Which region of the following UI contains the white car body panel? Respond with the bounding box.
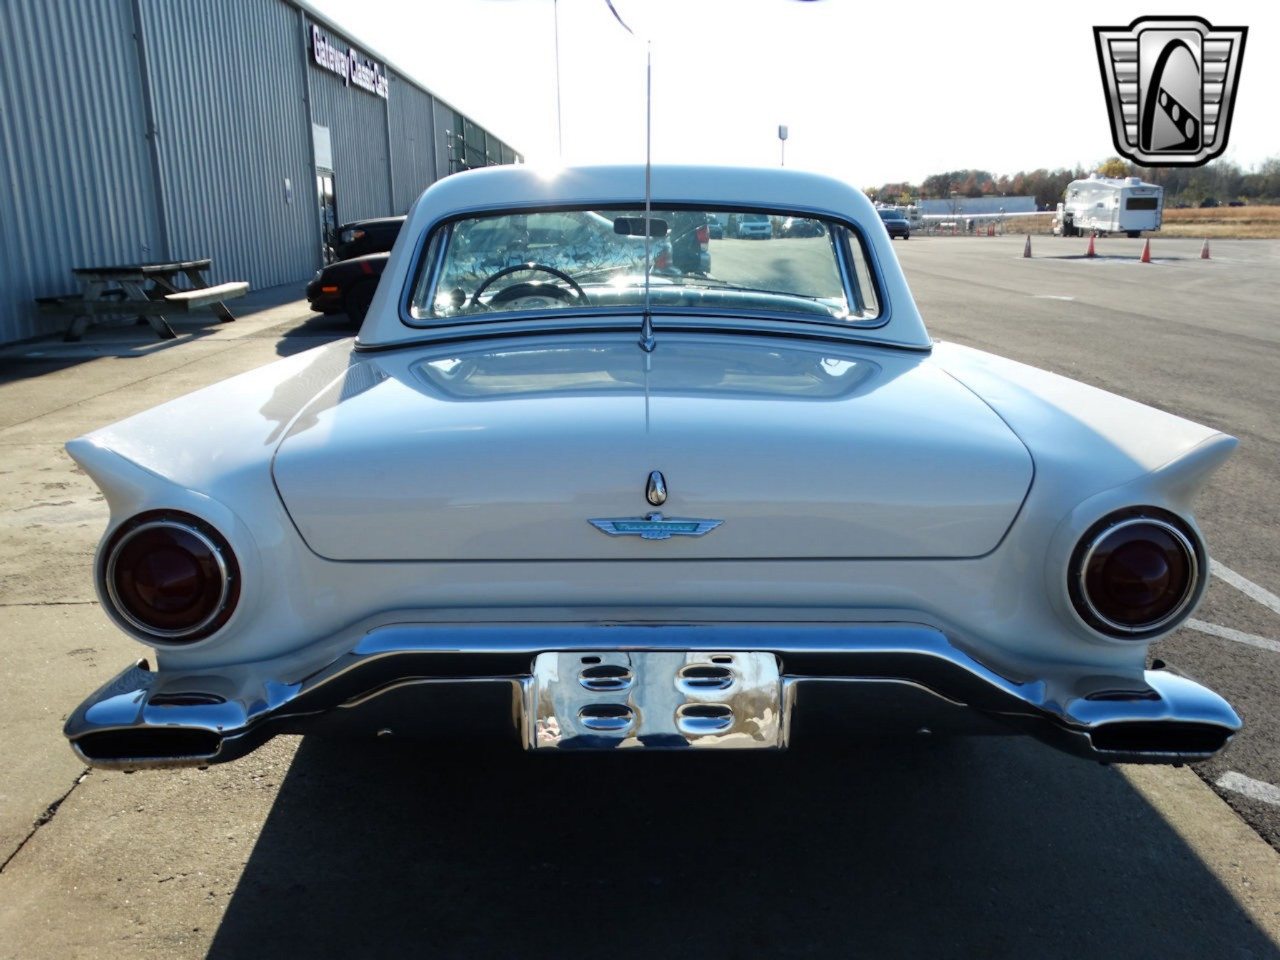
[68,333,1227,676]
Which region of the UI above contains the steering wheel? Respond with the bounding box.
[471,263,588,308]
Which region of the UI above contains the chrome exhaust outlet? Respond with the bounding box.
[71,728,224,768]
[1087,720,1235,760]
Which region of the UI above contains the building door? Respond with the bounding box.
[317,171,337,262]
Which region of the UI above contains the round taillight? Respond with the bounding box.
[1070,511,1200,638]
[103,513,238,642]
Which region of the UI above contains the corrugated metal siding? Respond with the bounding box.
[304,18,392,225]
[137,0,316,288]
[434,104,456,179]
[0,0,519,346]
[0,0,162,342]
[387,77,437,213]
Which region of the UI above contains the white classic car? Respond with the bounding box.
[65,164,1240,767]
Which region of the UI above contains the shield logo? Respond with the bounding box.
[1094,17,1247,166]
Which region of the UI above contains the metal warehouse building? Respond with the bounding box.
[0,0,520,345]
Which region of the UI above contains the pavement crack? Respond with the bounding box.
[0,769,90,874]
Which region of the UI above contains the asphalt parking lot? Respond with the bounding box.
[899,234,1280,852]
[1,238,1278,958]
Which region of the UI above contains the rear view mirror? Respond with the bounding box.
[613,217,668,238]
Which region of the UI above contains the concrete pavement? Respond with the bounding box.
[0,272,1276,958]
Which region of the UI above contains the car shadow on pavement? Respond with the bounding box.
[275,313,357,357]
[207,735,1277,959]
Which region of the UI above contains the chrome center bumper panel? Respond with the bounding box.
[63,622,1241,768]
[530,651,783,750]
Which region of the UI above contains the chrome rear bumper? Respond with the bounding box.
[64,623,1240,769]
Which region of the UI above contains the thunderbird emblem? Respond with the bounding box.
[589,513,722,540]
[1094,16,1247,166]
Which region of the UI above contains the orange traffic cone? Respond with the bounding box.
[1201,239,1211,259]
[1023,235,1032,258]
[1140,238,1151,263]
[988,224,995,237]
[1086,232,1096,257]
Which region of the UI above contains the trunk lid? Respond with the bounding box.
[272,337,1032,560]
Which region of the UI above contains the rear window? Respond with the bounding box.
[406,206,881,327]
[416,341,879,400]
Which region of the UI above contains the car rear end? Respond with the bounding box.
[735,213,773,239]
[333,216,405,260]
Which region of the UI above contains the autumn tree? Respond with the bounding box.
[1097,156,1130,177]
[872,156,1279,207]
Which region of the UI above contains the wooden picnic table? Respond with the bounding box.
[37,259,249,342]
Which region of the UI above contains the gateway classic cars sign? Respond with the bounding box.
[311,24,389,99]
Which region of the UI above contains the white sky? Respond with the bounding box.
[305,0,1278,188]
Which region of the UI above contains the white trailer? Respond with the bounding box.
[1053,175,1163,238]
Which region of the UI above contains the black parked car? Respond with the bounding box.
[308,215,405,325]
[306,253,389,325]
[332,215,405,260]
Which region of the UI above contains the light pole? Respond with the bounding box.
[778,124,788,167]
[553,0,562,160]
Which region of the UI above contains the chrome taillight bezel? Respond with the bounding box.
[1068,508,1202,640]
[100,511,239,644]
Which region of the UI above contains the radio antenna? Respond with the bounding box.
[604,2,655,352]
[639,38,655,352]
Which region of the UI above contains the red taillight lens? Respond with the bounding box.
[695,225,709,245]
[103,513,239,642]
[1070,511,1200,638]
[654,250,671,270]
